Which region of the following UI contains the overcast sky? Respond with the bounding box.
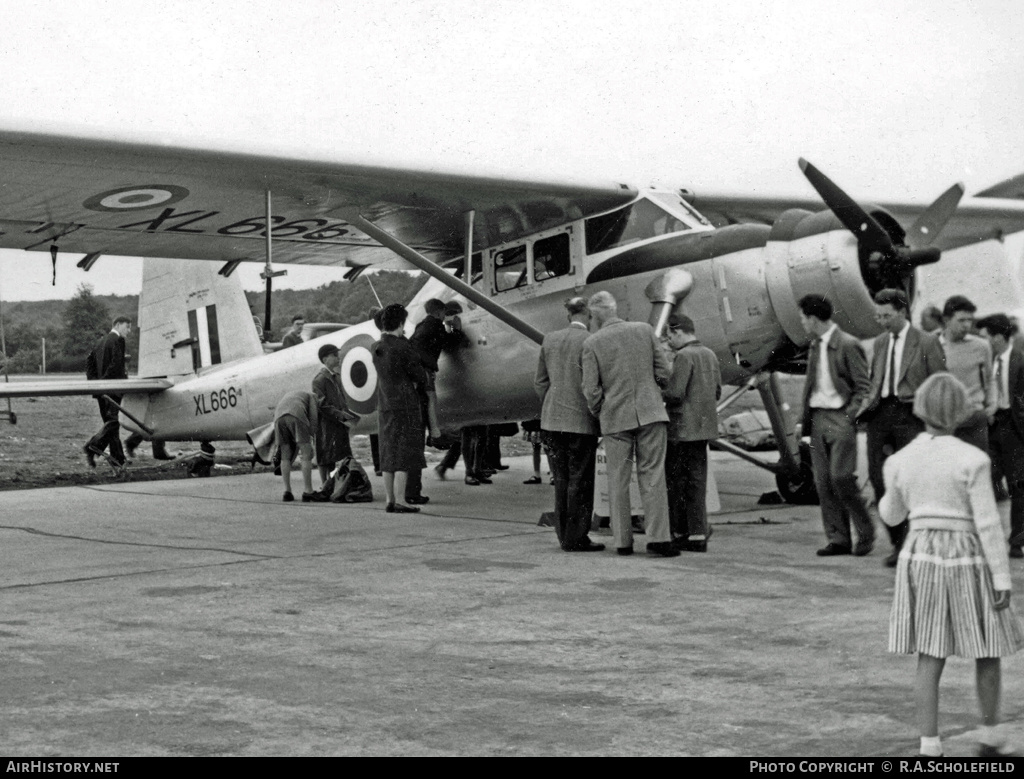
[0,0,1022,301]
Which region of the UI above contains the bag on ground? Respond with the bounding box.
[330,457,374,503]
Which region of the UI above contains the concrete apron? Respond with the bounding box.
[1,453,1021,757]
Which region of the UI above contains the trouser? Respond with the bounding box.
[603,422,670,548]
[666,439,710,539]
[542,430,598,550]
[405,468,423,500]
[810,408,875,549]
[87,394,126,464]
[370,433,381,474]
[990,410,1024,546]
[866,398,921,550]
[439,426,487,476]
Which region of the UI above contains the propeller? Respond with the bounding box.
[798,158,963,289]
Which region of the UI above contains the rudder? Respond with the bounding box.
[136,258,263,378]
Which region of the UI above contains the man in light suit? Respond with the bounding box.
[861,288,946,566]
[799,294,875,557]
[977,313,1024,559]
[581,291,678,558]
[535,297,603,552]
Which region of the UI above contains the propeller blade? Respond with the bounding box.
[905,182,964,250]
[798,158,894,255]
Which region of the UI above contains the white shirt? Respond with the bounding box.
[882,320,911,398]
[995,345,1013,410]
[809,324,844,409]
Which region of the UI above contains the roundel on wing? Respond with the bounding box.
[337,333,378,414]
[83,185,190,212]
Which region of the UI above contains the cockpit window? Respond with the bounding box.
[585,198,689,255]
[533,233,571,281]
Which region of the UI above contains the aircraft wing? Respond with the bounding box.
[0,126,636,271]
[688,189,1024,250]
[0,378,172,398]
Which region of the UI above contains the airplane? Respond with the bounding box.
[3,125,1024,503]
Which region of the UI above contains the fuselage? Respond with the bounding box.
[123,188,887,442]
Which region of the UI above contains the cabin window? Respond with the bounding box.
[585,198,689,255]
[533,233,571,281]
[494,244,528,292]
[451,252,483,280]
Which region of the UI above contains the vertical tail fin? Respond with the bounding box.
[137,258,262,378]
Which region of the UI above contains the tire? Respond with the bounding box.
[774,443,818,505]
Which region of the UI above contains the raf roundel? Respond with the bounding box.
[84,185,190,212]
[337,334,379,415]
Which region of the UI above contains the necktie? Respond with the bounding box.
[887,332,899,397]
[995,357,1005,408]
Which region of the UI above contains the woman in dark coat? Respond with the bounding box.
[373,303,428,513]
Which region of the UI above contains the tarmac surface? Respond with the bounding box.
[3,452,1023,757]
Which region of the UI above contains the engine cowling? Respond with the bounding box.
[764,208,890,346]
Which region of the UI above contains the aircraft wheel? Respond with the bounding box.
[774,443,818,505]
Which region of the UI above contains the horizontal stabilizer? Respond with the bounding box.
[0,378,172,398]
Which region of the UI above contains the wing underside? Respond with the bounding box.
[0,128,636,271]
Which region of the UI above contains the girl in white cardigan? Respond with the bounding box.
[881,372,1023,757]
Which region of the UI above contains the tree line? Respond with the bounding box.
[0,271,426,375]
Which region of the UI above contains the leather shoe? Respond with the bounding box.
[883,549,900,567]
[405,495,430,505]
[83,445,98,468]
[474,475,493,485]
[616,546,634,556]
[282,491,294,502]
[434,465,447,481]
[523,476,542,485]
[464,476,480,486]
[853,539,875,557]
[385,503,420,514]
[567,541,605,552]
[646,542,681,558]
[302,492,329,503]
[816,543,851,557]
[494,464,510,471]
[1011,546,1024,559]
[683,539,707,553]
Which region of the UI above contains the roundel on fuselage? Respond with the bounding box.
[337,333,378,414]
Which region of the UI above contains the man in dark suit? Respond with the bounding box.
[663,313,721,553]
[83,316,133,467]
[798,294,875,557]
[581,291,678,558]
[312,343,356,487]
[535,297,603,552]
[409,298,463,448]
[977,313,1024,559]
[861,288,946,566]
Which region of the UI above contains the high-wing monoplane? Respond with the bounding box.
[3,126,1024,502]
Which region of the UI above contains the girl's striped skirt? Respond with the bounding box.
[889,528,1024,658]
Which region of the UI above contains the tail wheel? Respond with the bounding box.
[774,442,818,505]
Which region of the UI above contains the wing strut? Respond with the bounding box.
[464,210,475,281]
[345,212,545,345]
[260,190,286,335]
